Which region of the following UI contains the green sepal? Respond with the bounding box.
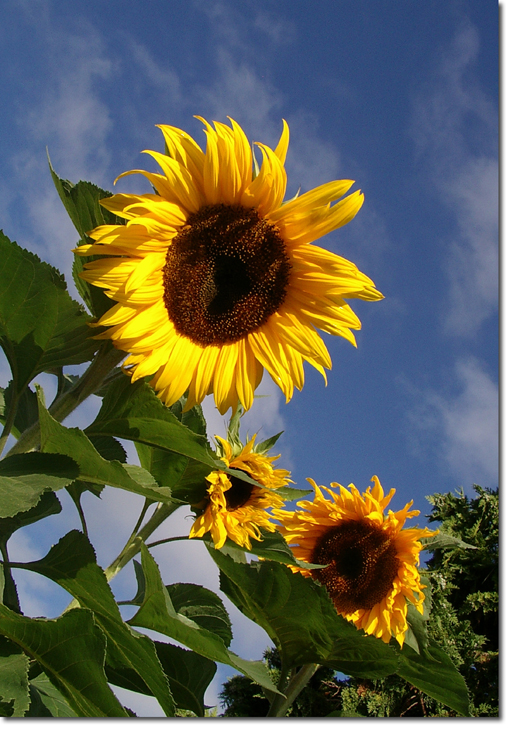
[254,432,284,455]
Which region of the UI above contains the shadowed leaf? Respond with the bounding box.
[0,230,99,397]
[20,530,176,716]
[128,545,281,697]
[0,452,78,518]
[0,604,128,717]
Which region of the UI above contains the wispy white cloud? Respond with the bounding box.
[410,20,498,337]
[6,7,117,277]
[404,357,498,489]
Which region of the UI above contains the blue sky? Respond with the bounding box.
[0,0,499,717]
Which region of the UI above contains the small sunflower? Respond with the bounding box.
[76,117,383,414]
[189,435,289,550]
[274,476,437,647]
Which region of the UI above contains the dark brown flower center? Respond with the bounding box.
[224,474,254,511]
[311,520,400,615]
[162,204,291,346]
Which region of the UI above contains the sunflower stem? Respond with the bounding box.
[266,663,319,717]
[146,535,194,548]
[4,342,124,458]
[0,392,19,457]
[104,500,182,582]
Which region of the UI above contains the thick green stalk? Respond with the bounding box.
[267,663,319,717]
[4,343,124,457]
[0,393,19,457]
[104,500,182,582]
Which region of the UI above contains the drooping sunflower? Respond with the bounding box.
[274,476,437,647]
[76,117,383,414]
[189,435,290,550]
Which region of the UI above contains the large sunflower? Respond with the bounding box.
[189,435,289,550]
[274,476,437,647]
[76,117,383,414]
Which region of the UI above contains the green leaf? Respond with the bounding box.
[38,397,172,502]
[326,709,364,717]
[0,452,79,518]
[20,530,176,717]
[421,532,477,552]
[0,698,15,716]
[0,382,38,439]
[0,490,61,542]
[128,545,281,696]
[166,583,232,647]
[136,443,212,505]
[170,395,208,438]
[211,551,399,678]
[254,432,283,455]
[48,160,122,319]
[274,486,313,502]
[0,604,128,717]
[86,374,220,469]
[396,642,470,716]
[204,530,324,569]
[154,642,216,717]
[0,637,30,717]
[86,374,261,496]
[0,230,99,396]
[28,672,78,717]
[89,434,127,463]
[403,575,432,655]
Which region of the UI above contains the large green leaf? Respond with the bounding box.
[20,530,176,716]
[136,443,212,505]
[396,642,470,716]
[49,162,121,319]
[28,672,78,717]
[0,452,79,518]
[38,397,172,502]
[0,230,99,396]
[0,637,30,717]
[166,583,232,647]
[154,642,216,717]
[0,604,128,717]
[239,529,326,569]
[86,375,220,468]
[403,575,432,655]
[421,532,477,552]
[86,375,262,493]
[0,490,61,542]
[211,551,399,678]
[128,545,281,697]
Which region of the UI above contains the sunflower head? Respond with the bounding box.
[75,116,383,414]
[274,476,438,647]
[189,433,290,550]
